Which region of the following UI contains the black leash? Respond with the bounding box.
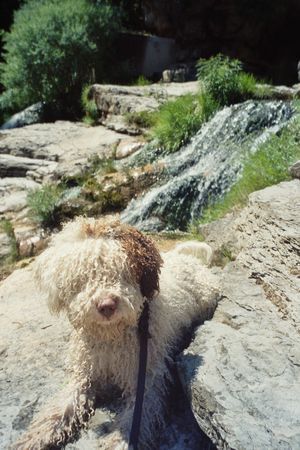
[129,301,150,450]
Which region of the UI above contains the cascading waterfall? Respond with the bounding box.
[121,100,293,231]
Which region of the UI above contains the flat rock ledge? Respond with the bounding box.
[178,179,300,450]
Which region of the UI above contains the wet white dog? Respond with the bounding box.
[13,217,219,450]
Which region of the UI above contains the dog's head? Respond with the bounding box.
[34,217,162,335]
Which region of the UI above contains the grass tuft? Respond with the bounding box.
[27,184,63,228]
[81,85,98,126]
[125,110,157,129]
[151,93,218,153]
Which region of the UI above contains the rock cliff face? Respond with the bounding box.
[178,179,300,449]
[142,0,300,84]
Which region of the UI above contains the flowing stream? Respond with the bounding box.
[121,100,293,231]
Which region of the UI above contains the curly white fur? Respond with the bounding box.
[13,217,219,450]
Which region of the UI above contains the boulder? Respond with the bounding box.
[89,82,199,129]
[0,268,71,448]
[0,154,57,179]
[115,140,144,159]
[0,103,45,130]
[289,160,300,179]
[178,180,300,449]
[0,121,128,180]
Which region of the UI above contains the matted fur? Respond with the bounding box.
[82,218,163,299]
[12,217,219,450]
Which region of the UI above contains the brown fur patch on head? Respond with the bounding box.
[82,218,163,299]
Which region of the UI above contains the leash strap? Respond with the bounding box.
[129,301,150,450]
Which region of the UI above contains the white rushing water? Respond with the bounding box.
[121,100,293,230]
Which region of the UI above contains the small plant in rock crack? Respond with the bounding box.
[27,184,63,228]
[0,219,19,264]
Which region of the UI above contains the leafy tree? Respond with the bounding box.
[0,0,121,115]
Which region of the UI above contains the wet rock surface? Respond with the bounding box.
[178,179,300,450]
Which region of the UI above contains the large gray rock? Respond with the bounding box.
[0,268,70,449]
[0,121,127,179]
[0,121,136,232]
[0,153,57,179]
[0,102,45,130]
[289,160,300,179]
[90,82,199,131]
[178,179,300,450]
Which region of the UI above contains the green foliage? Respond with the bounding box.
[83,178,126,211]
[0,0,121,114]
[197,54,257,106]
[0,219,19,263]
[200,114,300,224]
[81,85,99,125]
[27,184,63,228]
[133,75,151,86]
[151,93,218,153]
[125,110,157,129]
[88,155,117,175]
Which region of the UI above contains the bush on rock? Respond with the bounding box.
[0,0,121,116]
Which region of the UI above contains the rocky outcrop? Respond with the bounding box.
[0,102,45,130]
[289,160,300,179]
[0,121,128,180]
[90,82,198,131]
[0,120,143,249]
[178,179,300,449]
[0,269,71,448]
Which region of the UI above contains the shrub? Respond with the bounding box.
[197,54,257,106]
[200,114,300,224]
[152,93,218,153]
[0,0,121,115]
[81,85,99,125]
[27,184,63,228]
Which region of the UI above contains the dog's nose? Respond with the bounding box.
[97,296,119,319]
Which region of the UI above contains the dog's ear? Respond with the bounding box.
[112,225,163,300]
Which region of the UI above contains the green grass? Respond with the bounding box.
[151,93,218,153]
[88,154,117,175]
[27,184,63,228]
[125,110,157,129]
[200,114,300,224]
